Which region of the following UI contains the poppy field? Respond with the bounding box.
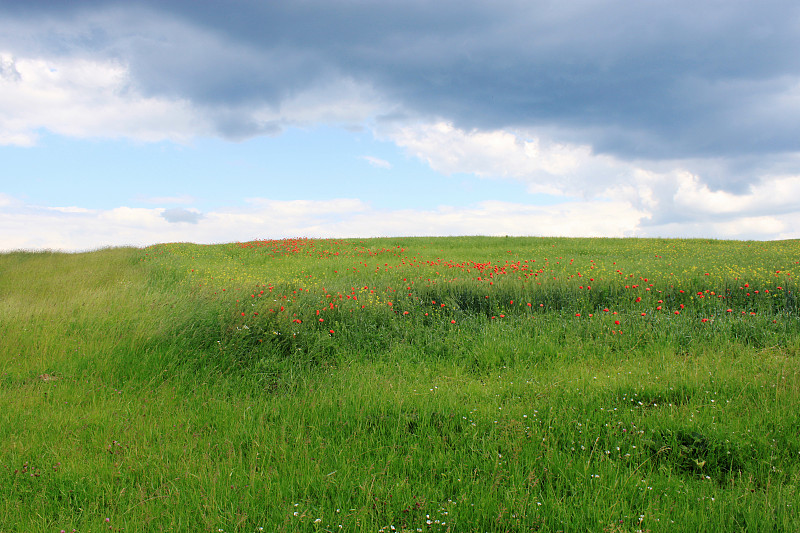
[1,236,799,532]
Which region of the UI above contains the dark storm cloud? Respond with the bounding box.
[4,0,800,161]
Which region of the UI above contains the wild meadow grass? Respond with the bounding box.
[1,237,798,532]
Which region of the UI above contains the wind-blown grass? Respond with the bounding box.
[1,237,798,532]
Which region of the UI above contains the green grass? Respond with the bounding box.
[1,237,799,532]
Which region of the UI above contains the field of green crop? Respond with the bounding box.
[1,237,799,532]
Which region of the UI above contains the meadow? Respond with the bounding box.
[1,236,798,532]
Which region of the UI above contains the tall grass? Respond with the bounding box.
[1,237,798,532]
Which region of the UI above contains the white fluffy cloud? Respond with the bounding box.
[385,122,607,195]
[671,172,800,217]
[0,52,207,145]
[383,120,658,206]
[3,182,798,252]
[0,50,384,145]
[0,195,648,252]
[382,120,800,240]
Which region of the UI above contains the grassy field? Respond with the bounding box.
[1,236,798,532]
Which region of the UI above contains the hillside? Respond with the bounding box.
[1,237,798,532]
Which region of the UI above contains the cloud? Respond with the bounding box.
[383,120,800,235]
[244,197,369,213]
[0,52,208,145]
[2,193,798,253]
[0,193,18,207]
[0,54,21,82]
[2,1,800,161]
[45,206,94,214]
[383,121,615,196]
[161,208,203,224]
[360,155,392,169]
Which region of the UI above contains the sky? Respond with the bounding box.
[2,0,800,251]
